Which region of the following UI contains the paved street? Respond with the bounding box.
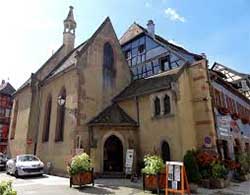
[0,172,146,195]
[1,171,250,195]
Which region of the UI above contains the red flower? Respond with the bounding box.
[196,151,217,167]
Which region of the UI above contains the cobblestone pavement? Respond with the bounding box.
[196,181,250,195]
[0,172,250,195]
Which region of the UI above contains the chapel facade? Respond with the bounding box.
[8,7,249,176]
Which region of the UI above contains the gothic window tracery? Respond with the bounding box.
[103,42,115,89]
[42,95,52,142]
[154,97,161,116]
[55,88,66,142]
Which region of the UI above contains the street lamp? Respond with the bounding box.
[57,96,66,106]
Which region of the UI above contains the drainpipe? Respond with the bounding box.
[135,96,140,126]
[34,80,42,155]
[205,59,218,152]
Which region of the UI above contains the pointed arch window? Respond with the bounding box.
[164,95,171,114]
[42,95,52,142]
[10,100,18,140]
[55,88,66,142]
[103,42,115,89]
[154,97,161,116]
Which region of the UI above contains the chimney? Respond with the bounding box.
[1,80,5,85]
[147,20,155,39]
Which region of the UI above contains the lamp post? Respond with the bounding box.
[57,96,66,106]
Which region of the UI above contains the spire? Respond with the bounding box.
[63,6,76,54]
[64,6,76,34]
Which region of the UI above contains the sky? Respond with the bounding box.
[0,0,250,89]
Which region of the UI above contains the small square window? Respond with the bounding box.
[160,56,171,72]
[125,50,132,60]
[138,44,145,54]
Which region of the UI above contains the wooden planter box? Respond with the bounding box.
[210,178,230,189]
[70,168,94,188]
[200,179,210,188]
[142,173,166,195]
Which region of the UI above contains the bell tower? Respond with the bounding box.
[63,6,76,54]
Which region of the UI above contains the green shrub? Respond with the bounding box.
[184,150,201,183]
[141,155,164,175]
[68,153,92,176]
[0,181,17,195]
[211,162,228,179]
[237,152,250,175]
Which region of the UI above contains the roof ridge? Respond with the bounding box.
[43,40,88,82]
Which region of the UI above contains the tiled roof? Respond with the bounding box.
[45,41,88,80]
[88,104,138,126]
[45,17,112,81]
[0,82,16,96]
[114,74,176,101]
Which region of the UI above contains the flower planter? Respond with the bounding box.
[218,107,229,115]
[239,174,249,181]
[200,179,210,188]
[231,113,239,120]
[241,117,250,124]
[189,183,198,194]
[70,168,94,188]
[142,173,166,195]
[210,178,229,189]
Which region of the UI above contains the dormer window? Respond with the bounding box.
[160,56,171,72]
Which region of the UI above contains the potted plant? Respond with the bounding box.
[184,150,201,193]
[0,181,17,195]
[68,152,94,188]
[142,155,165,194]
[196,150,217,188]
[235,153,250,181]
[210,162,229,188]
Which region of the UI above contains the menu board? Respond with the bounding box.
[166,162,183,191]
[125,149,134,174]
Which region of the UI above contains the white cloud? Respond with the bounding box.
[164,8,186,23]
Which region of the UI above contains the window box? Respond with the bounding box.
[218,107,229,115]
[231,113,239,120]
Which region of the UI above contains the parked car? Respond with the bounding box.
[6,154,44,177]
[0,153,8,170]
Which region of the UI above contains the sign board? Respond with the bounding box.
[125,149,134,175]
[166,161,190,195]
[216,115,231,138]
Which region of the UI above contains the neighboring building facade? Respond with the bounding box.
[0,80,15,153]
[8,6,249,176]
[210,63,250,160]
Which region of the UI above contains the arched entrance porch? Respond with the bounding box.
[103,135,123,172]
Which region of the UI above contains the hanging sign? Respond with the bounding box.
[165,161,190,195]
[125,149,134,175]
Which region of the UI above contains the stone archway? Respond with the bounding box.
[103,135,123,172]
